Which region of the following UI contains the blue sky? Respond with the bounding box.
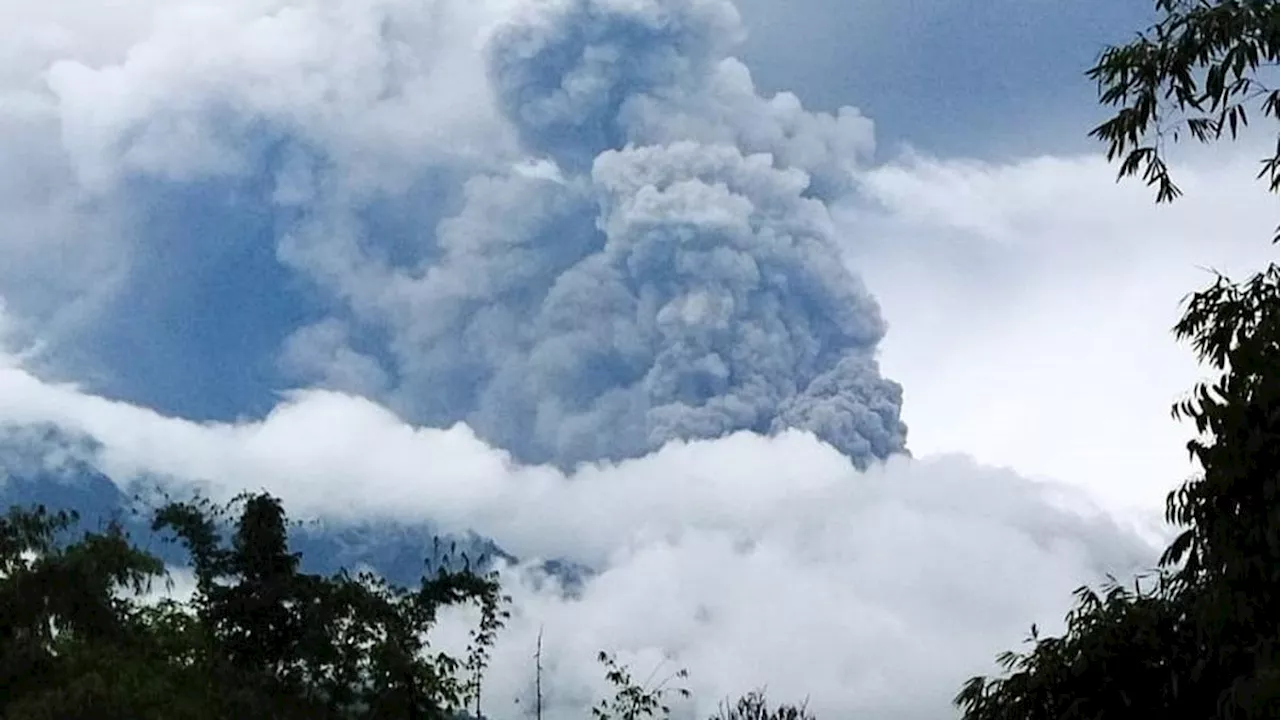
[76,174,327,421]
[734,0,1156,157]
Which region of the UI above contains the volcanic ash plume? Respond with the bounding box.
[355,0,906,467]
[20,0,906,468]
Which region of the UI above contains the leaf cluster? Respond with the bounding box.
[708,689,815,720]
[957,262,1280,719]
[1089,0,1280,226]
[960,4,1280,716]
[1,492,508,720]
[591,652,691,720]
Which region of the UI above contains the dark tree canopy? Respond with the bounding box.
[0,492,509,720]
[1,491,813,720]
[957,2,1280,718]
[955,262,1280,717]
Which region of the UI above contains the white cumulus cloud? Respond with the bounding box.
[0,360,1155,719]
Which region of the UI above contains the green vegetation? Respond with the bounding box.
[956,1,1280,718]
[0,491,809,719]
[1,492,508,719]
[1089,0,1280,209]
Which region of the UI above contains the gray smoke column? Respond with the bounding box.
[37,0,908,469]
[360,0,907,467]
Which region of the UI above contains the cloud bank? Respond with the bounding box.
[837,143,1280,514]
[0,363,1154,719]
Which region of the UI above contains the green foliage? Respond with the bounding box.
[955,267,1280,719]
[708,690,815,720]
[587,652,818,720]
[462,573,513,719]
[956,264,1280,719]
[591,651,691,720]
[957,5,1280,717]
[0,504,171,720]
[1088,0,1280,216]
[1,492,508,720]
[954,573,1204,719]
[3,491,820,720]
[1167,265,1280,583]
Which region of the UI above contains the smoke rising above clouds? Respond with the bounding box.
[0,1,1176,717]
[2,0,904,467]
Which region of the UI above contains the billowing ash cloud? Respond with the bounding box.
[349,0,902,467]
[388,137,904,466]
[5,0,903,468]
[420,0,901,466]
[489,0,873,198]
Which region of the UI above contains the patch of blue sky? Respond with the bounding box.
[733,0,1158,158]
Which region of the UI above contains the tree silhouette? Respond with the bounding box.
[957,3,1280,718]
[2,491,508,720]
